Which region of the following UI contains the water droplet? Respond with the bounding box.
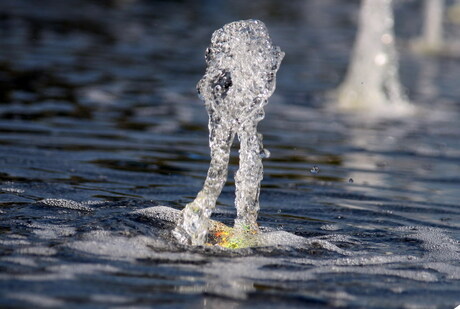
[348,178,354,183]
[259,148,270,159]
[205,47,212,62]
[310,166,319,174]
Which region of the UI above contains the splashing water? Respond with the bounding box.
[173,20,284,245]
[335,0,413,115]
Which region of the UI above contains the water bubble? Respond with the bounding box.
[205,47,212,62]
[310,166,320,174]
[381,33,393,44]
[348,178,354,183]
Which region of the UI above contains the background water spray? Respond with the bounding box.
[335,0,413,115]
[412,0,460,57]
[173,20,284,245]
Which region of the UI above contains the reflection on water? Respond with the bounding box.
[0,0,460,308]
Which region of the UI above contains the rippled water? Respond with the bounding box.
[1,1,459,308]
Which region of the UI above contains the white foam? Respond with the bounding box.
[39,198,93,211]
[132,207,356,251]
[132,205,180,223]
[395,226,460,261]
[256,230,306,247]
[320,224,342,231]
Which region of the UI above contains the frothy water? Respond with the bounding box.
[335,0,413,116]
[173,20,284,245]
[2,198,459,307]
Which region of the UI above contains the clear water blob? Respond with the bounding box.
[259,148,271,159]
[173,20,284,245]
[334,0,414,116]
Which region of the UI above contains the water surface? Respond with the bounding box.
[1,1,459,308]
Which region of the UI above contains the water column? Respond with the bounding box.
[414,0,460,56]
[335,0,413,115]
[449,0,460,23]
[423,0,445,49]
[412,0,446,53]
[173,20,284,245]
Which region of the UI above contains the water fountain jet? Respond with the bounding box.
[334,0,413,116]
[411,0,460,57]
[412,0,446,54]
[172,20,284,246]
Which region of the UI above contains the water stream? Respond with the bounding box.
[173,20,284,246]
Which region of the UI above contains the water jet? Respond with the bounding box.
[172,20,284,246]
[334,0,413,116]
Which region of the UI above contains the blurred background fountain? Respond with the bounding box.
[334,0,413,116]
[411,0,460,56]
[415,0,445,53]
[448,0,460,23]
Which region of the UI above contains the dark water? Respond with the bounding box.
[1,0,460,308]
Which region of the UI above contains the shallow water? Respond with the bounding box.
[1,0,459,308]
